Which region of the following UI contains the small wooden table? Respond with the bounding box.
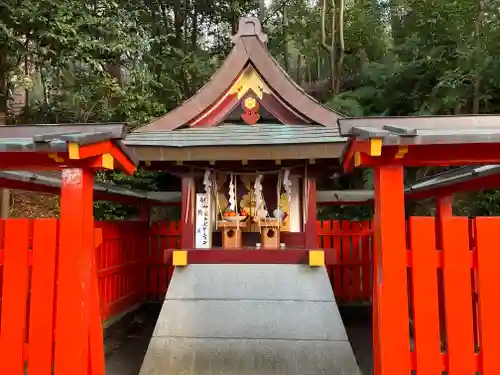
[217,221,247,249]
[259,218,281,249]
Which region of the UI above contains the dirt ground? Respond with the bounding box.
[104,304,373,375]
[104,304,162,375]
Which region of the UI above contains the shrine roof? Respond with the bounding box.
[0,123,137,173]
[405,165,500,199]
[126,124,345,148]
[0,123,132,156]
[133,17,343,134]
[338,115,500,146]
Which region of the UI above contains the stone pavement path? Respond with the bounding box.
[104,302,373,375]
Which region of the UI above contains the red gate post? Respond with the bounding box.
[53,168,96,375]
[435,195,452,249]
[372,165,411,375]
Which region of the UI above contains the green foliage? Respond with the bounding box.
[2,0,500,217]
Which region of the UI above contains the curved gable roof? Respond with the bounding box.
[134,17,344,133]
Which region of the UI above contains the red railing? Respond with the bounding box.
[317,220,373,304]
[0,219,153,374]
[147,221,181,301]
[94,221,150,321]
[0,219,372,323]
[0,217,372,374]
[374,216,500,374]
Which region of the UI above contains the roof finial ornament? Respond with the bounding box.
[231,17,268,44]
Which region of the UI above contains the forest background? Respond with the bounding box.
[1,0,499,219]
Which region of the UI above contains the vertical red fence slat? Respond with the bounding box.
[29,219,58,375]
[350,222,361,301]
[474,217,500,374]
[316,220,373,304]
[95,221,149,320]
[147,221,181,300]
[408,217,441,374]
[0,220,30,375]
[148,222,161,301]
[341,220,352,302]
[442,217,476,375]
[331,221,342,299]
[360,221,372,302]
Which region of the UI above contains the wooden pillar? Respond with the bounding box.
[54,168,96,375]
[372,165,410,375]
[181,176,195,249]
[304,175,317,248]
[0,188,10,218]
[0,113,10,218]
[435,195,452,250]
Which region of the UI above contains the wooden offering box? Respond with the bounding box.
[218,221,247,249]
[259,218,281,249]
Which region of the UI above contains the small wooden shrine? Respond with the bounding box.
[125,17,346,250]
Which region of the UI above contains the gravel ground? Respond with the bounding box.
[104,304,374,375]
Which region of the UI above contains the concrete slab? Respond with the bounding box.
[140,337,361,375]
[140,264,361,375]
[153,300,348,341]
[166,264,335,301]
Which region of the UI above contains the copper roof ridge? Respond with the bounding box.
[134,17,344,134]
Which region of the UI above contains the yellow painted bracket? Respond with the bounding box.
[68,142,80,159]
[395,145,409,159]
[173,250,188,267]
[101,153,114,169]
[370,138,382,156]
[309,250,325,267]
[48,153,64,163]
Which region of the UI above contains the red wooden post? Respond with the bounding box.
[434,195,452,349]
[304,176,317,249]
[53,168,95,375]
[139,205,150,222]
[0,220,30,375]
[435,195,452,249]
[372,165,411,375]
[181,176,195,249]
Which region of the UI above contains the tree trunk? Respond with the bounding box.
[283,6,289,72]
[390,0,404,46]
[472,0,485,114]
[296,54,302,85]
[0,111,9,218]
[320,0,336,93]
[173,0,184,48]
[191,2,198,50]
[0,48,7,118]
[334,0,345,94]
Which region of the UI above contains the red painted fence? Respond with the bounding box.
[0,219,371,325]
[94,221,150,321]
[317,220,373,304]
[374,216,500,375]
[0,218,371,374]
[147,221,181,301]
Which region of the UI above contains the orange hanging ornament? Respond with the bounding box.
[241,97,260,125]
